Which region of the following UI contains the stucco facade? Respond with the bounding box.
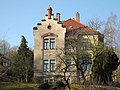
[33,7,66,80]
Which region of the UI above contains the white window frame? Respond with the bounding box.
[50,59,55,72]
[43,38,56,50]
[43,60,49,72]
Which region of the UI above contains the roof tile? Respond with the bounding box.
[62,18,85,30]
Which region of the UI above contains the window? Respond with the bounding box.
[43,38,55,50]
[44,79,49,83]
[43,60,49,72]
[50,38,55,49]
[43,59,56,72]
[44,39,49,49]
[0,60,3,66]
[66,59,71,72]
[82,39,90,50]
[82,55,91,72]
[50,59,55,71]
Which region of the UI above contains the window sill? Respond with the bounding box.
[50,70,55,72]
[43,48,56,50]
[43,71,49,72]
[50,48,55,50]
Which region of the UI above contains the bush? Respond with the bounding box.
[32,77,42,83]
[38,82,52,90]
[52,81,66,90]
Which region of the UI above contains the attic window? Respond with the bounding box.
[47,24,52,29]
[69,26,73,29]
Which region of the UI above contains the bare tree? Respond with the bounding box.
[55,27,103,90]
[65,36,87,83]
[0,39,10,55]
[104,13,120,82]
[0,39,12,81]
[87,17,104,31]
[104,13,120,48]
[55,48,74,90]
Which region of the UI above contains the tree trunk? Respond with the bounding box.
[64,78,71,90]
[77,71,81,83]
[25,69,28,83]
[66,81,71,90]
[63,72,71,90]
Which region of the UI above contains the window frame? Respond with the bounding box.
[43,60,49,72]
[50,59,55,72]
[43,38,56,50]
[66,59,71,72]
[81,38,90,50]
[50,38,55,49]
[43,39,49,50]
[82,55,91,71]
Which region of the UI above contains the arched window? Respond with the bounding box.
[42,33,58,50]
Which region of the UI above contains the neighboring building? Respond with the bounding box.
[33,6,103,83]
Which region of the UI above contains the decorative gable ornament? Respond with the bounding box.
[47,23,52,29]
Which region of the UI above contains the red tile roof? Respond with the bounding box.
[65,26,99,38]
[62,18,98,34]
[81,26,97,33]
[62,18,85,30]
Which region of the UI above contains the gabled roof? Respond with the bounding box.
[62,18,99,35]
[65,26,99,37]
[80,26,98,33]
[62,18,85,30]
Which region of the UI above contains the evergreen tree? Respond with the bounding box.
[92,47,119,85]
[13,36,33,82]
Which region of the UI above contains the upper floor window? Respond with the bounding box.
[44,39,49,50]
[43,38,55,50]
[81,39,91,50]
[50,38,55,49]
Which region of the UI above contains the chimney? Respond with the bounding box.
[76,12,80,22]
[47,6,52,19]
[56,13,60,22]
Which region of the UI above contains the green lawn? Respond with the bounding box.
[0,82,39,90]
[70,84,120,90]
[0,82,120,90]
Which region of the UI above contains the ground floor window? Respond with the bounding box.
[50,59,55,71]
[66,59,71,72]
[43,60,49,72]
[43,59,56,72]
[82,54,91,72]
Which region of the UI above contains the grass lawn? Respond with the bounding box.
[1,82,120,90]
[70,84,120,90]
[0,82,39,90]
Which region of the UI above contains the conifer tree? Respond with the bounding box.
[13,35,33,82]
[92,47,119,85]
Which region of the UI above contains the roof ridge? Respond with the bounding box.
[67,18,85,26]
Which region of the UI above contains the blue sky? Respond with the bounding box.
[0,0,120,48]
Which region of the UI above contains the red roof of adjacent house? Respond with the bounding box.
[62,18,85,31]
[80,26,98,33]
[62,18,98,34]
